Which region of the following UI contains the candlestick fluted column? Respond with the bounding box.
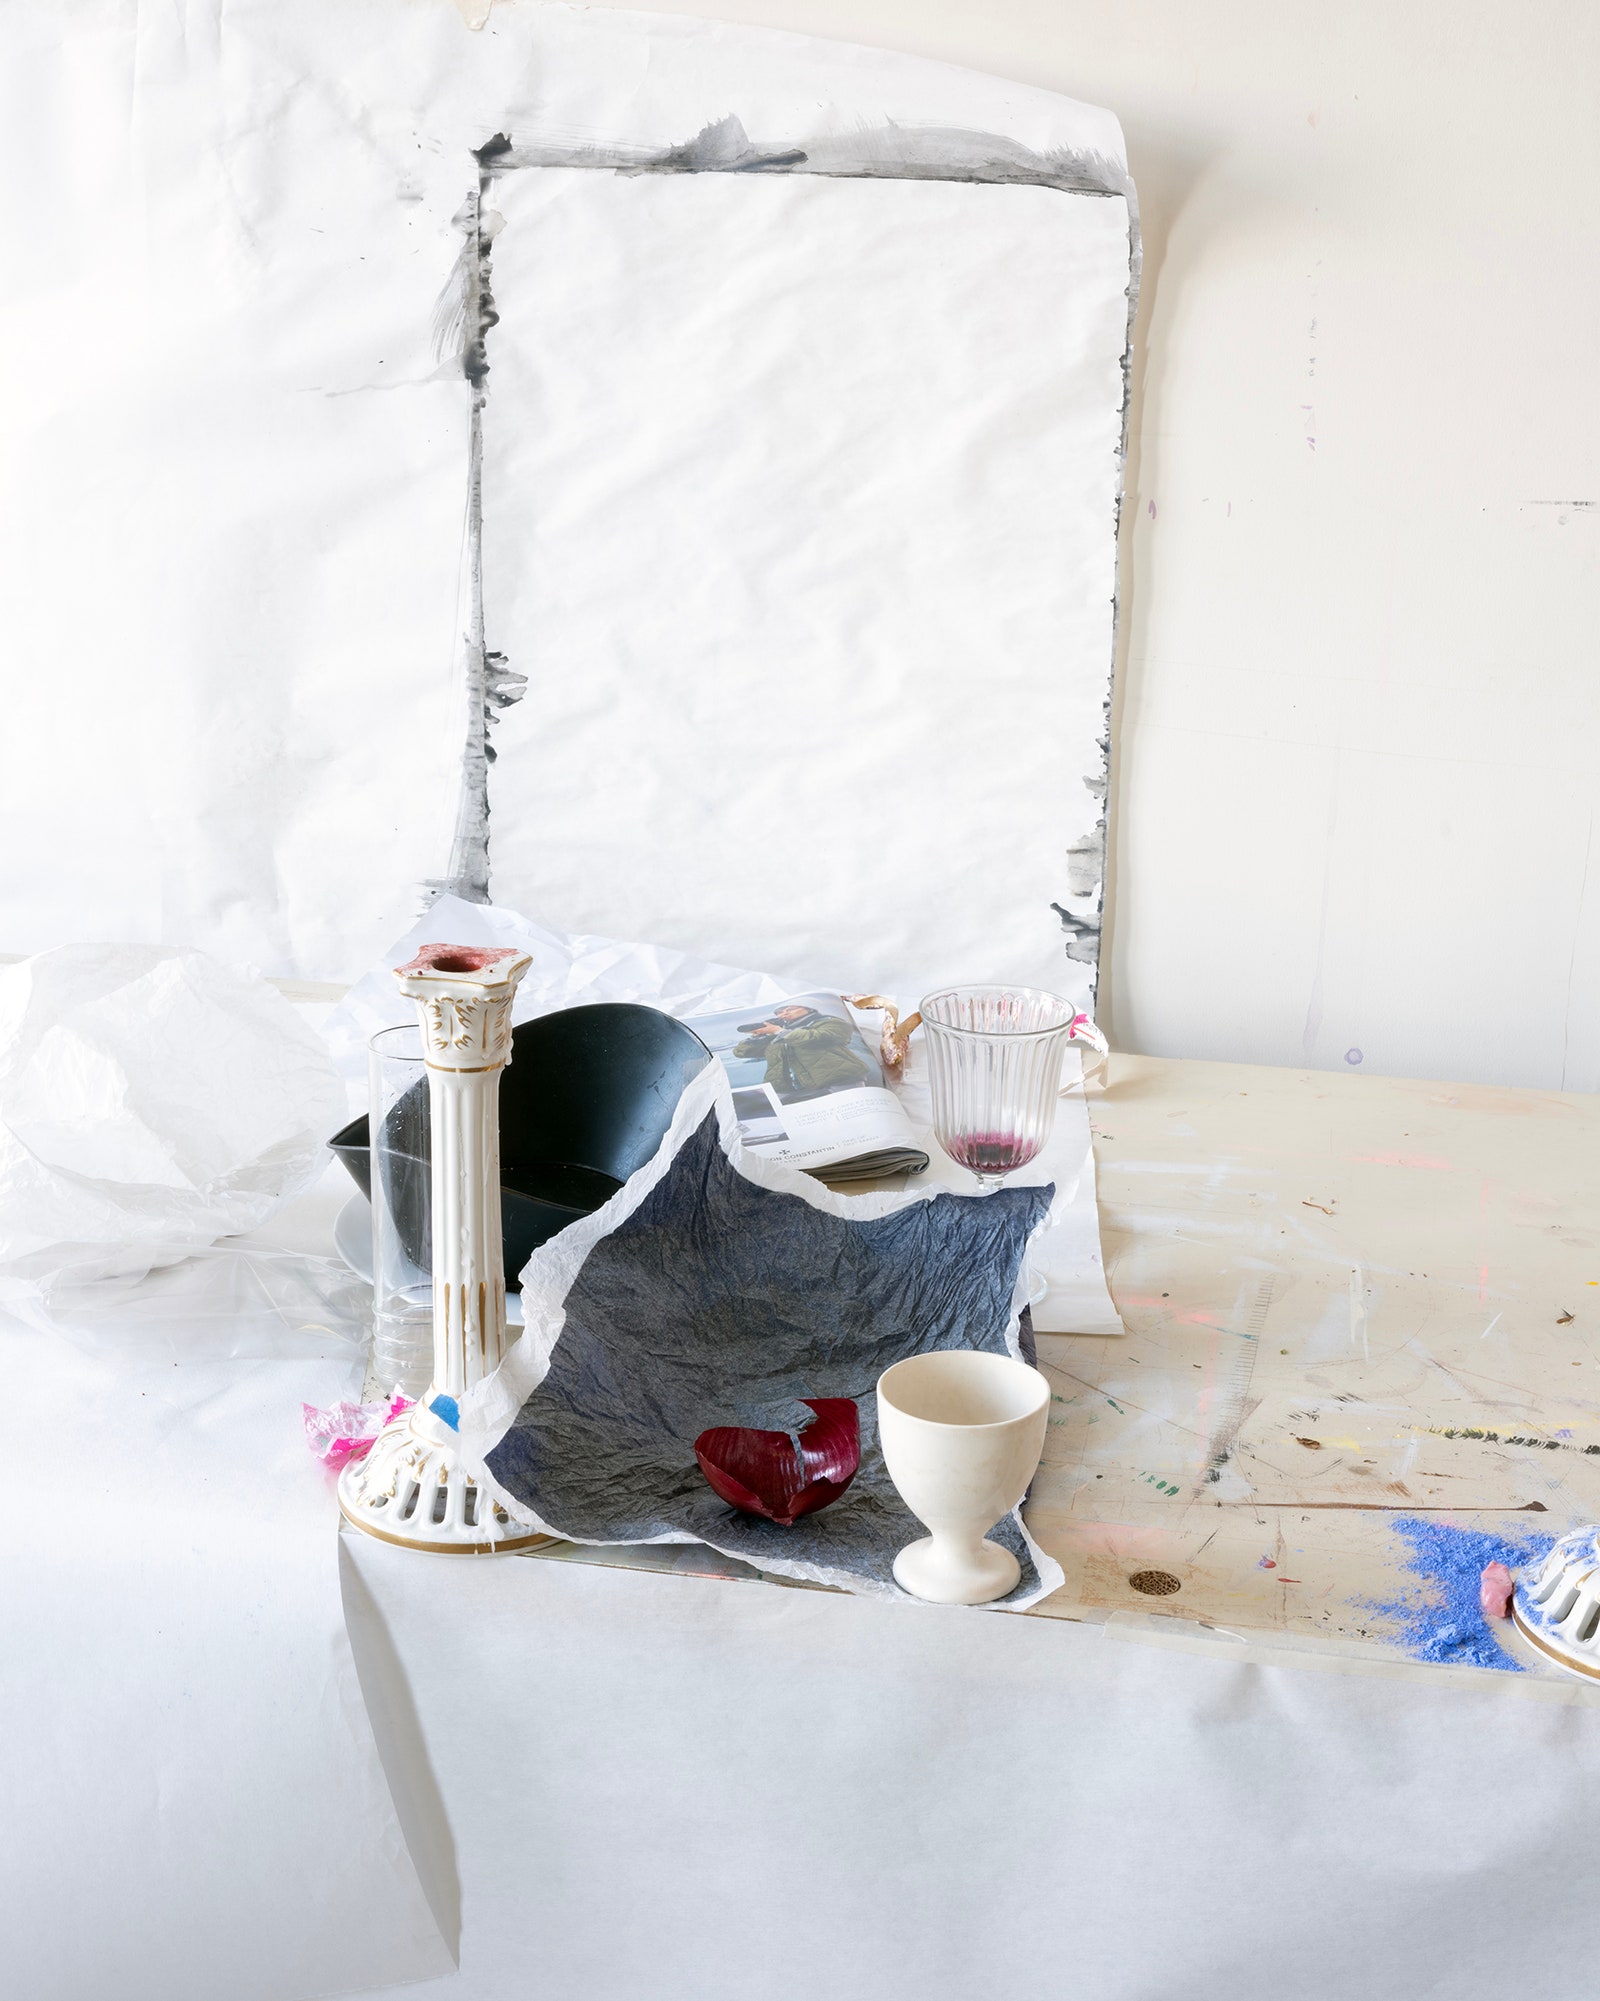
[339,943,548,1554]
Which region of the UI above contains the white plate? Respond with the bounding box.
[333,1195,525,1327]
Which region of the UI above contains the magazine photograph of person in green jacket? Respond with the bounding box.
[685,992,927,1181]
[731,1001,874,1105]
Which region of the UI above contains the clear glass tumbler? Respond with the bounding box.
[368,1024,435,1398]
[919,986,1081,1192]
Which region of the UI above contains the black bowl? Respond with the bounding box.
[329,1002,710,1290]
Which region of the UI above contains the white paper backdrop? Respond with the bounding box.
[0,0,1134,1013]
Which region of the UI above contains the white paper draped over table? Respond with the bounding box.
[0,1272,453,2001]
[340,1542,1600,2001]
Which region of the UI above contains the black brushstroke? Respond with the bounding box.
[480,114,1133,206]
[428,167,519,903]
[480,649,527,763]
[1051,900,1102,968]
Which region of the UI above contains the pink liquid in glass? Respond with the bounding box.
[944,1131,1042,1177]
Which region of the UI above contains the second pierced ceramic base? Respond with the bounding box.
[893,1533,1021,1605]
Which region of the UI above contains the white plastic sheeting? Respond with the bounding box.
[0,946,342,1308]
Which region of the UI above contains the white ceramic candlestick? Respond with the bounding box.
[339,944,547,1553]
[877,1350,1050,1604]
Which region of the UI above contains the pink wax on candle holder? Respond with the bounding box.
[394,944,522,977]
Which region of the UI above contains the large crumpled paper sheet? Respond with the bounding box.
[461,1064,1066,1609]
[0,946,344,1310]
[0,1264,453,2001]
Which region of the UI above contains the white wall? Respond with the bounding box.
[554,0,1600,1090]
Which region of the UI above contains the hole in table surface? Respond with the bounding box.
[1128,1569,1182,1597]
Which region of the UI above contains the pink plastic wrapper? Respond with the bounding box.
[302,1394,412,1469]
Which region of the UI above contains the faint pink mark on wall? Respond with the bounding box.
[1147,499,1156,518]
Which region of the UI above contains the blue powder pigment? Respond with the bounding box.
[1359,1517,1556,1671]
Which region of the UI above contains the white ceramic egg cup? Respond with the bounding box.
[877,1349,1050,1604]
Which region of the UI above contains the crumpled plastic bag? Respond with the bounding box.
[0,945,344,1312]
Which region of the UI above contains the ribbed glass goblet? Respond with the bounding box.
[919,986,1081,1192]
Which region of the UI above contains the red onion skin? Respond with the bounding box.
[695,1399,860,1528]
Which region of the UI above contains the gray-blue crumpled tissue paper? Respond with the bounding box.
[459,1065,1065,1608]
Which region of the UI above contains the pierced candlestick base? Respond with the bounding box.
[1512,1526,1600,1679]
[337,1401,549,1555]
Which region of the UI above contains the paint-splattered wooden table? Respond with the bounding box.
[1013,1051,1600,1671]
[522,1050,1600,1677]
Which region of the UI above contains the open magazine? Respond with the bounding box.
[684,992,929,1182]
